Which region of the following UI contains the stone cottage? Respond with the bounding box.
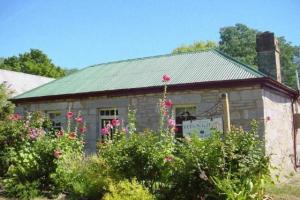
[11,32,300,176]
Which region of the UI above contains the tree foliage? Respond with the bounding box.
[0,49,66,78]
[219,23,258,66]
[0,83,14,121]
[172,40,217,54]
[172,23,299,88]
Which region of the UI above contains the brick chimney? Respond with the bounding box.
[256,32,281,82]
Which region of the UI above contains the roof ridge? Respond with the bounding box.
[88,49,214,68]
[213,49,266,77]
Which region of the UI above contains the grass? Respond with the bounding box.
[266,173,300,200]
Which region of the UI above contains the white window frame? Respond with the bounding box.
[99,108,119,129]
[47,110,63,130]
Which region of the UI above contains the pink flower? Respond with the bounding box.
[101,127,109,135]
[68,132,77,140]
[168,119,176,128]
[29,128,39,140]
[80,127,87,133]
[164,99,173,108]
[56,130,64,137]
[111,119,120,127]
[53,150,62,159]
[164,155,174,162]
[10,114,21,121]
[75,116,83,123]
[66,112,74,119]
[106,123,113,129]
[162,74,171,82]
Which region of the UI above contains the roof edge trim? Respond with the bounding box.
[11,77,298,104]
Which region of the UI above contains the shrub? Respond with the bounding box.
[1,111,85,199]
[52,154,111,200]
[103,179,155,200]
[0,83,14,121]
[99,130,175,194]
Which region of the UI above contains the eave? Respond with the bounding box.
[11,77,298,104]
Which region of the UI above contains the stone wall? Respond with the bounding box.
[262,87,295,177]
[15,85,265,154]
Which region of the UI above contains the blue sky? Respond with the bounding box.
[0,0,299,69]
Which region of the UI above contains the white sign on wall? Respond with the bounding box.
[182,117,223,138]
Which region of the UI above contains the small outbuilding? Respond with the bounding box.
[0,69,54,97]
[11,32,300,176]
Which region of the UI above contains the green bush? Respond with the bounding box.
[0,111,84,199]
[99,131,175,193]
[98,123,270,200]
[52,154,111,200]
[103,179,155,200]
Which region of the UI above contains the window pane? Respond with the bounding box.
[175,106,196,136]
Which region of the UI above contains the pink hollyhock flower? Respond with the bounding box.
[66,112,74,119]
[167,119,176,128]
[164,155,174,162]
[53,150,62,159]
[111,119,120,127]
[106,123,113,129]
[101,127,109,135]
[68,132,77,140]
[80,127,87,133]
[164,99,173,108]
[56,130,64,137]
[29,128,39,140]
[162,74,171,82]
[10,114,21,121]
[75,116,83,123]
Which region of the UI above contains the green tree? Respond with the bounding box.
[0,49,65,78]
[278,37,298,88]
[219,23,258,66]
[0,83,14,121]
[219,24,298,88]
[172,23,299,88]
[172,40,217,54]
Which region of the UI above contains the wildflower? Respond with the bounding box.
[10,114,21,121]
[162,74,171,82]
[106,123,113,129]
[164,99,173,108]
[167,119,176,128]
[56,130,64,137]
[53,150,62,159]
[66,111,74,119]
[101,127,109,135]
[80,127,87,133]
[111,118,120,127]
[75,116,83,123]
[68,132,77,140]
[164,155,174,162]
[29,128,39,140]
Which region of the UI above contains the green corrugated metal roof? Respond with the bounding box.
[14,50,265,99]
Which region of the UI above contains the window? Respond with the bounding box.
[47,111,62,130]
[174,106,196,137]
[99,108,119,139]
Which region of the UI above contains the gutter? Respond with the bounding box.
[10,77,298,104]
